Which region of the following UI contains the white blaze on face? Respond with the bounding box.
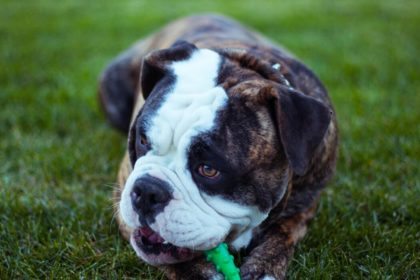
[120,48,267,251]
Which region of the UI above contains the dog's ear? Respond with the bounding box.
[140,41,197,99]
[264,85,332,176]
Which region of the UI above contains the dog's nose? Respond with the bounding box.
[130,175,172,220]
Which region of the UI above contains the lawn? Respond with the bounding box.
[0,0,419,279]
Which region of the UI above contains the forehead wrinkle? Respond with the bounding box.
[174,87,226,148]
[148,48,227,158]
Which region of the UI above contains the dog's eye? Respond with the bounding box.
[198,164,220,178]
[140,133,148,146]
[136,133,150,157]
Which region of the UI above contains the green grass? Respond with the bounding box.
[1,0,419,279]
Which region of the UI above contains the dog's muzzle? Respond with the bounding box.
[127,173,201,265]
[120,160,230,265]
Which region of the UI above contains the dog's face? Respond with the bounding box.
[119,42,331,265]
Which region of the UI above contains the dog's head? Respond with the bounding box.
[119,41,331,265]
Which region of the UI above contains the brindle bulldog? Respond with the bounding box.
[98,14,338,280]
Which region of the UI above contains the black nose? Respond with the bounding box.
[130,175,173,221]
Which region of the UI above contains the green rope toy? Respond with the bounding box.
[204,243,241,280]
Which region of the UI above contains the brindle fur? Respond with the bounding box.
[101,14,338,280]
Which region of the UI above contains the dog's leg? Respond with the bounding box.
[163,257,223,280]
[240,202,318,280]
[98,37,153,133]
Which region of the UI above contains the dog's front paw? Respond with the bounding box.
[242,272,278,280]
[164,256,223,280]
[259,276,277,280]
[241,264,284,280]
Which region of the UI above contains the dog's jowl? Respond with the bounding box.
[99,14,338,280]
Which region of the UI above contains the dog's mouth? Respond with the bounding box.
[131,226,199,265]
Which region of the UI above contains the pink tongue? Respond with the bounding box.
[139,227,165,244]
[148,233,165,244]
[139,227,154,237]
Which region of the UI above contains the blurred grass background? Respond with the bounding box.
[0,0,419,279]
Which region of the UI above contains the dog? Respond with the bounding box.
[98,14,338,280]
